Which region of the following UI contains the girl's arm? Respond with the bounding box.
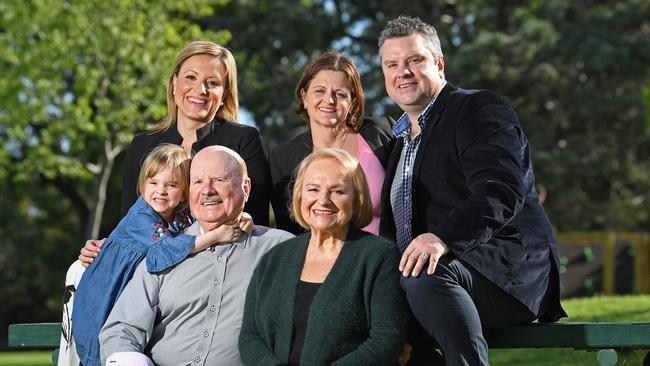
[191,212,254,253]
[191,223,241,253]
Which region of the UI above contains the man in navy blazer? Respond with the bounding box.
[378,16,566,365]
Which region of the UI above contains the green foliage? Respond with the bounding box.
[0,0,229,332]
[214,0,650,231]
[0,0,649,344]
[0,0,229,185]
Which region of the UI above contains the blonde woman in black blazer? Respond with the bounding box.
[121,41,270,225]
[269,52,395,234]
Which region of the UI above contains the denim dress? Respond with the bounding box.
[72,196,195,366]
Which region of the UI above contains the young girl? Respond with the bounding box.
[72,144,250,366]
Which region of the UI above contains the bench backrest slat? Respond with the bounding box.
[8,323,61,349]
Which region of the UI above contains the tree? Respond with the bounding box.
[211,0,650,231]
[0,0,230,329]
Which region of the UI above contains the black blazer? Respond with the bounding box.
[121,118,271,226]
[380,83,565,321]
[269,116,395,234]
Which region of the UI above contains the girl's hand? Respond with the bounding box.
[210,223,242,244]
[238,212,254,233]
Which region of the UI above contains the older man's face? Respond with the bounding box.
[189,150,250,230]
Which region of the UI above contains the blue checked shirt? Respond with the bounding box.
[390,85,445,251]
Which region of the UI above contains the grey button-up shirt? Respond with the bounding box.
[99,224,294,366]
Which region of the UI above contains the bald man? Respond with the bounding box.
[99,146,293,366]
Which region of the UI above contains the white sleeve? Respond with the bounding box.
[105,351,155,366]
[57,260,85,366]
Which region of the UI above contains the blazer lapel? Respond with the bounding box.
[379,138,404,240]
[411,83,455,191]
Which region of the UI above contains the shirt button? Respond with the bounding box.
[214,279,220,285]
[203,331,209,337]
[210,305,216,312]
[194,356,200,363]
[217,256,223,262]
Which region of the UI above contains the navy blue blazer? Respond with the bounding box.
[270,117,395,234]
[380,83,565,321]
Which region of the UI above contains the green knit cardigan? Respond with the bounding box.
[238,229,408,365]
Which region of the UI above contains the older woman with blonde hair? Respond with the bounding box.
[121,40,270,225]
[240,148,407,365]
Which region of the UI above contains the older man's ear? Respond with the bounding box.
[242,176,251,202]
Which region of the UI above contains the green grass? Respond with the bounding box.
[489,295,650,365]
[1,295,649,365]
[0,351,51,366]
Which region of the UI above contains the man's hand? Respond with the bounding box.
[397,342,412,366]
[399,233,449,277]
[79,238,106,268]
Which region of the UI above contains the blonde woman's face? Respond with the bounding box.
[300,158,354,237]
[173,54,226,127]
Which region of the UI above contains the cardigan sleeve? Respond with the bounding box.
[238,258,287,366]
[331,244,408,365]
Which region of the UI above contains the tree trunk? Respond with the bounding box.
[84,140,125,240]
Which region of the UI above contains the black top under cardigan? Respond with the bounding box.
[239,229,408,365]
[269,116,395,234]
[121,117,271,226]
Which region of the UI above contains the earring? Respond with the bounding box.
[173,89,176,95]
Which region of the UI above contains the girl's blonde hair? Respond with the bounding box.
[137,144,192,205]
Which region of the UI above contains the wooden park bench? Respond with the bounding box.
[8,323,60,365]
[8,321,650,365]
[485,322,650,365]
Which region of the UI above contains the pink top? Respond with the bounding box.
[357,134,385,235]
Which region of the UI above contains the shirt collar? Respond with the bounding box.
[158,117,221,145]
[392,80,447,138]
[195,117,222,141]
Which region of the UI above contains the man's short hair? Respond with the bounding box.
[378,15,444,61]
